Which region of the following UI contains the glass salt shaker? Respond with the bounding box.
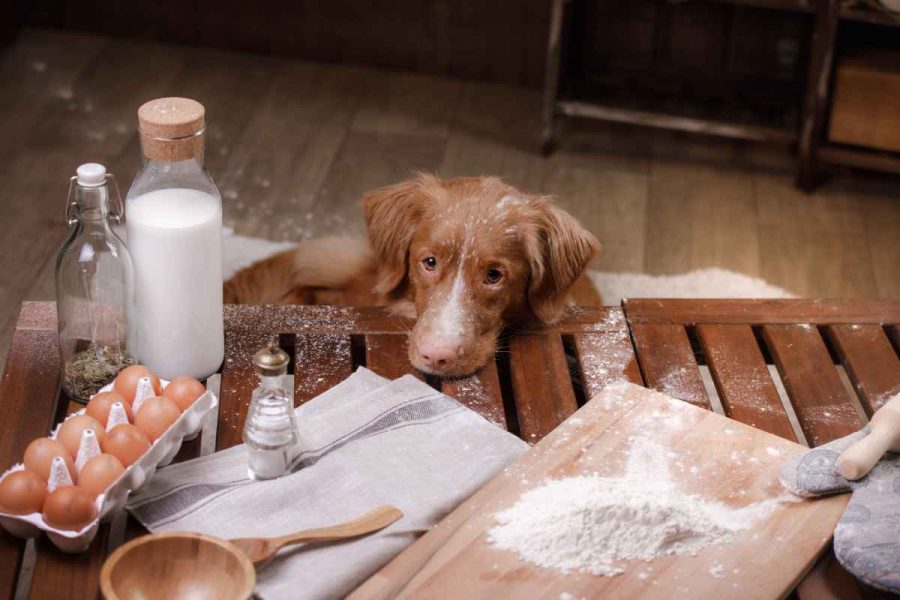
[55,163,136,402]
[243,343,298,480]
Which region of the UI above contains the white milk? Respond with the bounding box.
[126,188,224,379]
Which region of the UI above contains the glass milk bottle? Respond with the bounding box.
[56,163,136,402]
[126,97,224,380]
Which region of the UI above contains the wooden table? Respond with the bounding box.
[1,299,898,599]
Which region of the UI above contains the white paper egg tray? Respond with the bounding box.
[0,380,218,553]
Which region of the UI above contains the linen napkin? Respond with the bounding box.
[127,368,527,599]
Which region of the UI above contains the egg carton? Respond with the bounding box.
[0,380,218,553]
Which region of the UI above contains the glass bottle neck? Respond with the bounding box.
[131,156,213,196]
[142,154,206,171]
[259,374,285,390]
[74,185,112,222]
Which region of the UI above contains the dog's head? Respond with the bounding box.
[364,174,599,377]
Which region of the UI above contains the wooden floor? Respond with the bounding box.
[0,28,898,371]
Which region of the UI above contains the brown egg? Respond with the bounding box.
[86,391,132,425]
[134,397,181,441]
[0,470,48,515]
[77,454,125,499]
[102,424,151,467]
[23,438,76,482]
[56,415,106,459]
[42,485,97,531]
[162,376,205,412]
[113,365,161,402]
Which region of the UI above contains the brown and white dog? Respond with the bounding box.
[224,174,601,377]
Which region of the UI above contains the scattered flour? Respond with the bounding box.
[217,232,795,303]
[588,267,794,305]
[487,474,750,576]
[221,229,297,279]
[451,376,505,428]
[488,437,786,577]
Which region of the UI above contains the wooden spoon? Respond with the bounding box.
[228,505,403,567]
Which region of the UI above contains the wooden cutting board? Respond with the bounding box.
[351,383,849,600]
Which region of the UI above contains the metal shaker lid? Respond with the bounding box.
[253,342,289,377]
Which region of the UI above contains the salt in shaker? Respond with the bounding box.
[243,343,298,480]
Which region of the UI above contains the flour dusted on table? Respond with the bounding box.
[488,437,787,576]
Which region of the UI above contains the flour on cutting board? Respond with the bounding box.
[488,385,797,577]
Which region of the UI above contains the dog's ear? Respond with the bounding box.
[363,177,434,298]
[525,202,600,324]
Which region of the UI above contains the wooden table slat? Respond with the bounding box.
[0,323,61,600]
[696,324,797,442]
[14,300,898,335]
[28,528,110,600]
[571,309,643,398]
[826,324,900,416]
[761,324,863,447]
[508,334,578,443]
[441,362,507,429]
[887,324,900,353]
[294,333,354,406]
[4,300,898,598]
[625,299,900,325]
[573,332,643,397]
[365,334,422,381]
[629,323,711,409]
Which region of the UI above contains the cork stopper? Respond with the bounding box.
[138,97,205,162]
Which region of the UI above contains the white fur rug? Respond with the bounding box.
[222,230,795,305]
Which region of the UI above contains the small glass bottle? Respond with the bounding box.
[243,343,298,480]
[126,97,224,381]
[56,163,136,402]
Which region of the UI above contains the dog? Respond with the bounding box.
[224,174,601,377]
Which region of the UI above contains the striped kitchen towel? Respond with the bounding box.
[127,367,527,600]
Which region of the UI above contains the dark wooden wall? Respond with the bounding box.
[570,1,813,115]
[13,0,552,87]
[12,0,815,97]
[2,0,15,44]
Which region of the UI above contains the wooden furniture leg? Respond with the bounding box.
[797,0,840,192]
[541,0,566,156]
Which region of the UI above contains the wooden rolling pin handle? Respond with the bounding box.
[837,406,900,481]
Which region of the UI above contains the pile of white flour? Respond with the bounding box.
[488,439,785,576]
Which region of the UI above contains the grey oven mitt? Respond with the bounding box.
[779,428,900,594]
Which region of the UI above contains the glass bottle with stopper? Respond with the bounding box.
[243,342,298,480]
[126,97,224,381]
[55,163,136,402]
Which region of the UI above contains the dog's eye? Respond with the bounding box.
[422,256,437,271]
[485,268,503,284]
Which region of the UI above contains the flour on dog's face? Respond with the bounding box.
[363,174,598,378]
[408,196,531,377]
[430,243,468,349]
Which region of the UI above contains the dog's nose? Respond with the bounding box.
[418,342,458,371]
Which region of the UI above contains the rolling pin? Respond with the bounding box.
[837,393,900,481]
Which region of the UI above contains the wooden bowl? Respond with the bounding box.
[100,532,256,600]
